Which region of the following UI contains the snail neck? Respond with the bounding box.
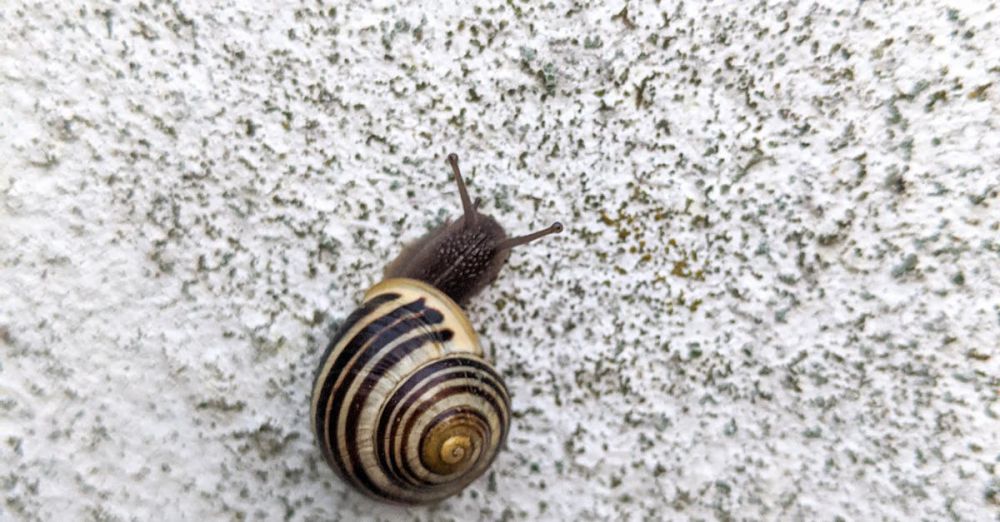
[383,216,511,305]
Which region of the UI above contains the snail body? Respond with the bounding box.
[311,154,561,504]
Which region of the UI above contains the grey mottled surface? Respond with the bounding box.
[1,1,999,520]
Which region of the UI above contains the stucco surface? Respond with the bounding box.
[1,1,998,520]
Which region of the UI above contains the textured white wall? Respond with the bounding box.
[2,1,999,520]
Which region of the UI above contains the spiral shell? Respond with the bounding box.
[311,278,511,504]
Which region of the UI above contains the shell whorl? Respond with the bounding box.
[310,278,511,505]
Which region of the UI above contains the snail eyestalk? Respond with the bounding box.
[447,153,476,227]
[498,222,564,250]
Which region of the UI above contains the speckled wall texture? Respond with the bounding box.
[1,1,998,521]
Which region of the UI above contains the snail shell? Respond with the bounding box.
[311,278,510,505]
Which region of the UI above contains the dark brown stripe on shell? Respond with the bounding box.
[316,294,424,479]
[311,292,399,469]
[340,328,453,501]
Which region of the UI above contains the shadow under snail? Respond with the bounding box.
[310,153,562,505]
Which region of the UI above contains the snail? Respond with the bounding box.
[310,153,562,505]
